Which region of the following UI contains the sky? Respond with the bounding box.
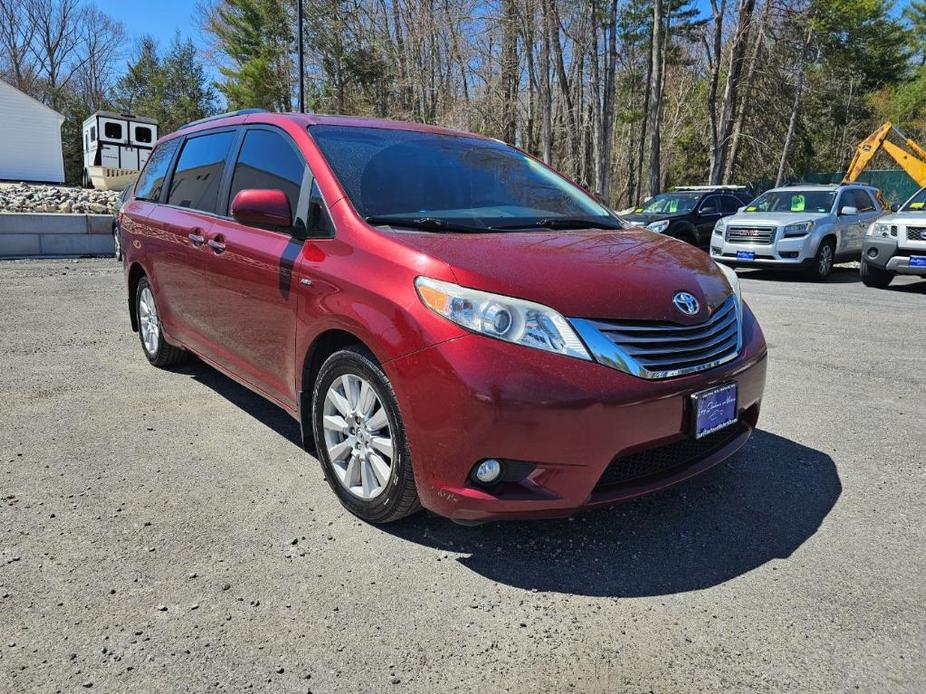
[94,0,205,50]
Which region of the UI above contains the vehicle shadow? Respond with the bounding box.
[382,430,841,597]
[738,266,860,283]
[177,360,841,599]
[179,359,305,448]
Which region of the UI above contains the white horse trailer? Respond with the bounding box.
[82,111,158,191]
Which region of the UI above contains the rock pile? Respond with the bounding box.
[0,183,120,215]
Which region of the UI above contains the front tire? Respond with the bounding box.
[312,346,420,524]
[860,258,894,288]
[806,238,835,281]
[135,277,185,367]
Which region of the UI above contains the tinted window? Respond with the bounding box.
[135,126,153,144]
[167,131,236,213]
[104,122,122,139]
[638,193,699,215]
[721,196,742,214]
[228,129,305,217]
[135,139,179,202]
[310,125,612,230]
[851,189,875,212]
[699,196,722,213]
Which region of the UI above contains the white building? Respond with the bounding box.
[0,78,65,183]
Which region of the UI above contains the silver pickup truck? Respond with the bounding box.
[860,186,926,287]
[711,183,887,281]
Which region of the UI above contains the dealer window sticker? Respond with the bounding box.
[910,201,925,209]
[791,194,805,212]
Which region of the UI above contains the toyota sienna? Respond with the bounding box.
[121,110,768,524]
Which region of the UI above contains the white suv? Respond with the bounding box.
[711,184,887,280]
[860,186,926,287]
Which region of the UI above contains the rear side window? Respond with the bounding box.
[135,126,153,144]
[167,131,236,213]
[135,139,180,202]
[721,196,742,214]
[228,129,305,217]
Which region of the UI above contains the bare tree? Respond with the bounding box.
[0,0,38,92]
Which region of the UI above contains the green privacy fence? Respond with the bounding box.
[792,170,919,206]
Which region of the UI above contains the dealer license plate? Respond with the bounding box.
[691,383,738,439]
[736,250,756,260]
[910,256,926,267]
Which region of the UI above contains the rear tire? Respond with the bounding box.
[135,277,185,367]
[806,238,835,281]
[312,346,421,524]
[860,258,894,288]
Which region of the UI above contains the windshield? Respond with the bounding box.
[308,125,615,231]
[901,187,926,212]
[635,193,700,215]
[747,190,834,214]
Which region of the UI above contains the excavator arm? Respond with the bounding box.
[844,121,926,188]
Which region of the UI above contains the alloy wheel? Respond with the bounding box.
[322,374,394,500]
[818,244,833,275]
[138,287,160,355]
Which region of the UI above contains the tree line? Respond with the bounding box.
[2,0,924,206]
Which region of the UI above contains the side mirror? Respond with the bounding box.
[840,205,859,216]
[231,189,292,230]
[738,206,746,213]
[699,206,716,215]
[891,203,899,212]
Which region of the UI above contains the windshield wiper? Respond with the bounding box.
[364,216,491,233]
[490,217,622,231]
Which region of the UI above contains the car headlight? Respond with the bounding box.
[415,277,591,360]
[867,222,894,238]
[714,262,744,320]
[646,220,670,234]
[782,221,813,237]
[713,219,726,236]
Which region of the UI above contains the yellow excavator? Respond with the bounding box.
[843,121,926,187]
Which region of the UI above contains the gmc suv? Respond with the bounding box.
[120,109,767,524]
[711,183,886,280]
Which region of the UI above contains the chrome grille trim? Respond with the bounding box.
[725,226,776,244]
[906,226,926,242]
[570,296,742,380]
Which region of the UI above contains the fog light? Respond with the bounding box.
[867,248,879,259]
[472,459,502,485]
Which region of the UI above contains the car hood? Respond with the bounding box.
[870,211,926,225]
[722,212,831,227]
[385,227,734,322]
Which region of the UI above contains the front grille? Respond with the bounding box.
[726,226,776,244]
[906,226,926,241]
[585,297,740,378]
[595,422,745,490]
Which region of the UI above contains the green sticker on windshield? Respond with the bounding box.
[791,195,805,212]
[668,199,678,213]
[910,201,925,209]
[634,207,644,213]
[746,205,757,212]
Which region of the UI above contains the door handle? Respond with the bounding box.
[207,238,226,253]
[188,231,205,246]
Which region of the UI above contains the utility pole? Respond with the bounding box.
[297,0,305,113]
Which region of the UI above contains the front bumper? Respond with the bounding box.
[863,236,926,275]
[385,306,768,521]
[710,232,816,268]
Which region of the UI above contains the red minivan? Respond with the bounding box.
[121,109,767,524]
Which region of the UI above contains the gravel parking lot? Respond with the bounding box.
[1,258,924,693]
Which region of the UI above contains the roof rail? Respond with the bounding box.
[672,185,747,191]
[178,108,268,130]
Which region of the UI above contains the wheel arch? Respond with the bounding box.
[298,328,374,453]
[127,262,147,332]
